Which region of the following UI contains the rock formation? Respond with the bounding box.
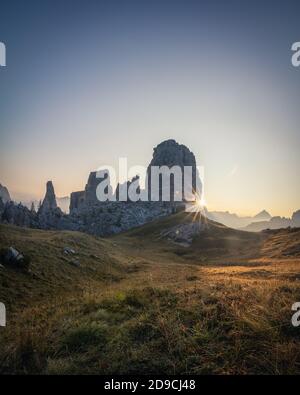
[115,175,140,202]
[160,219,207,247]
[242,215,295,232]
[253,210,272,221]
[85,171,109,205]
[207,209,273,229]
[0,183,11,204]
[1,201,38,227]
[2,139,300,236]
[38,181,67,230]
[70,170,110,212]
[39,181,57,212]
[147,139,201,202]
[292,210,300,227]
[0,197,4,218]
[0,140,201,236]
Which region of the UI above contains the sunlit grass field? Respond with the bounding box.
[1,214,300,374]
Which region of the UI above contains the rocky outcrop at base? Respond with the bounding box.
[0,184,11,204]
[68,201,177,236]
[160,220,207,246]
[0,181,181,236]
[1,201,39,227]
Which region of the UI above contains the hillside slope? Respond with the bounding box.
[117,211,266,263]
[0,224,131,311]
[261,228,300,258]
[1,215,300,374]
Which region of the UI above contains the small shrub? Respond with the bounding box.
[186,275,197,281]
[62,323,108,353]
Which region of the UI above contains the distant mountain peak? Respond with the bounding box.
[254,210,271,220]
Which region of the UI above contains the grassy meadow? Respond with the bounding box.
[0,213,300,374]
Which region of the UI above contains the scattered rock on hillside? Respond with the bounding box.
[161,221,206,246]
[4,247,24,264]
[0,247,31,271]
[63,246,76,255]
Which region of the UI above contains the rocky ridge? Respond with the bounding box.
[0,140,194,236]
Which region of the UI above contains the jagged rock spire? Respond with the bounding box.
[40,181,57,212]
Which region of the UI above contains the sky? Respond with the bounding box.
[0,0,299,217]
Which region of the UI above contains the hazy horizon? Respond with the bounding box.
[1,0,300,217]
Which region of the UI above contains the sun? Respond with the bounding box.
[198,196,206,208]
[195,193,206,207]
[192,194,207,213]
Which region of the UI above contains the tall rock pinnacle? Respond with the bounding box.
[40,181,58,212]
[147,139,201,202]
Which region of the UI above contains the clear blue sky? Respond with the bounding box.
[0,0,299,216]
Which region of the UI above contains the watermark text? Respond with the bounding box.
[0,302,6,327]
[291,42,300,67]
[0,42,6,67]
[292,302,300,327]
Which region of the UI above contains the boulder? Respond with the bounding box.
[63,246,76,255]
[5,247,24,263]
[0,247,30,271]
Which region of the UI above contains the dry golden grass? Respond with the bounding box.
[0,218,300,374]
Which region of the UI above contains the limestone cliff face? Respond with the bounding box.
[70,190,85,212]
[70,171,110,212]
[0,183,11,204]
[115,175,140,202]
[0,140,202,236]
[85,171,109,205]
[147,139,201,202]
